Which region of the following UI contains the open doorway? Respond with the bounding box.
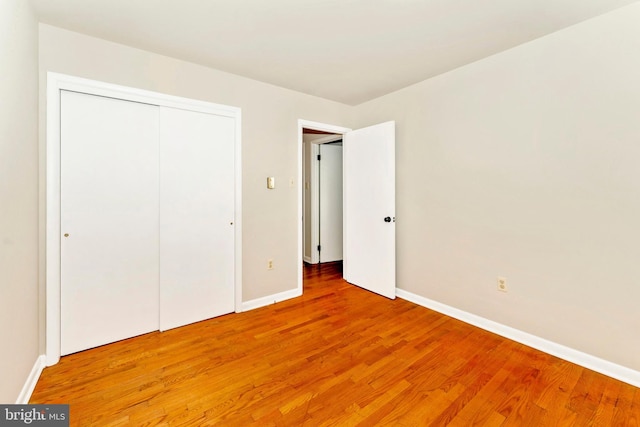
[297,119,397,299]
[303,131,343,265]
[297,120,351,292]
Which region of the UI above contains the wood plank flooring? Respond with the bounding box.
[31,262,639,426]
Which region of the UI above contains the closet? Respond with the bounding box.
[54,80,239,357]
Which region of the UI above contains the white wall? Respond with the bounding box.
[38,24,353,304]
[0,0,40,402]
[354,3,640,371]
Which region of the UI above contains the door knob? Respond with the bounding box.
[384,217,391,223]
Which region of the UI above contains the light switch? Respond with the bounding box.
[267,176,275,189]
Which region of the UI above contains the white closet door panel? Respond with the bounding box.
[159,107,235,331]
[60,91,160,355]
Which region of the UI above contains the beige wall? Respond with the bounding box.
[38,24,353,305]
[354,3,640,371]
[0,0,40,402]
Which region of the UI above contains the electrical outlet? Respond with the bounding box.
[267,259,274,270]
[497,277,507,292]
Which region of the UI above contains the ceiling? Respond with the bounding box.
[31,0,638,105]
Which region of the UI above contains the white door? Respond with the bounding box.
[343,121,396,299]
[159,107,236,331]
[60,91,160,355]
[319,143,343,263]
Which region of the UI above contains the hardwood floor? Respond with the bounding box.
[32,262,639,426]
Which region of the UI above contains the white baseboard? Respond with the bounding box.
[241,288,302,312]
[16,355,46,404]
[396,289,640,388]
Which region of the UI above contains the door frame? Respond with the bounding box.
[297,119,350,292]
[46,72,243,366]
[305,142,320,264]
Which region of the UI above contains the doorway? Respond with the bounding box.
[303,131,343,265]
[297,119,397,299]
[297,120,351,292]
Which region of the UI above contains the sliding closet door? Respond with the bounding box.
[159,107,235,331]
[60,91,160,355]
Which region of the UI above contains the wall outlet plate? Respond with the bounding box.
[497,277,507,292]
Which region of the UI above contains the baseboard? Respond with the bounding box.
[241,288,302,312]
[16,355,46,404]
[396,289,640,388]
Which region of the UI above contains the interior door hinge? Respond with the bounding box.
[317,154,321,161]
[317,245,321,252]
